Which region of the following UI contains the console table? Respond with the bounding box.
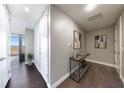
[69,53,90,82]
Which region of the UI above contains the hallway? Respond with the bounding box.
[6,56,47,88]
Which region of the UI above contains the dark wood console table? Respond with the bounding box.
[69,53,90,82]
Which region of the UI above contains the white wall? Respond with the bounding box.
[86,26,115,65]
[50,5,86,86]
[25,29,34,63]
[10,16,33,35]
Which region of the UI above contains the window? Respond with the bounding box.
[11,34,25,56]
[21,36,25,54]
[11,34,19,56]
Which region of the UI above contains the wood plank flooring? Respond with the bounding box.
[6,56,47,88]
[6,56,124,88]
[57,62,124,88]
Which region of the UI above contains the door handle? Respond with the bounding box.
[0,58,7,61]
[0,58,3,61]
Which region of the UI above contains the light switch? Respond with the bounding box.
[67,43,72,48]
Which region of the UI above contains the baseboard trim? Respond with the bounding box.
[47,83,51,88]
[33,61,40,72]
[120,74,124,85]
[86,59,124,85]
[50,66,78,88]
[50,72,69,88]
[86,59,116,68]
[33,61,50,88]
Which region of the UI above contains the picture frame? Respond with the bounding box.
[95,34,107,49]
[73,30,81,49]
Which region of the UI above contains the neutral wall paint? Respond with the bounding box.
[25,29,34,63]
[50,5,86,85]
[86,26,115,65]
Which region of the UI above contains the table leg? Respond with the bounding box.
[70,59,71,75]
[79,62,80,82]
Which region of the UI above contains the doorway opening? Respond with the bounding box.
[11,34,25,66]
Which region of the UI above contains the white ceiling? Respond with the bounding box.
[6,4,124,31]
[7,4,48,29]
[56,4,124,31]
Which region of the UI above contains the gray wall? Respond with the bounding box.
[25,29,34,63]
[86,26,115,65]
[50,5,86,85]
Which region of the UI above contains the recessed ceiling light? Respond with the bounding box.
[24,7,30,12]
[85,4,97,11]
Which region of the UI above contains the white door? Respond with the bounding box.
[0,58,2,88]
[0,59,7,88]
[39,10,48,83]
[115,25,120,73]
[0,4,7,88]
[34,24,40,70]
[0,5,2,88]
[0,4,11,88]
[115,17,122,75]
[1,29,9,88]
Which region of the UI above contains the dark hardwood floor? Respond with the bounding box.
[6,56,124,88]
[57,62,124,88]
[6,56,47,88]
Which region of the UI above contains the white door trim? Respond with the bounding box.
[115,25,118,69]
[48,5,51,86]
[119,16,123,78]
[114,16,123,77]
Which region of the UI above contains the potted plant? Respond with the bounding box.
[27,53,34,65]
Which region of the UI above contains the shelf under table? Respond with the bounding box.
[70,62,89,82]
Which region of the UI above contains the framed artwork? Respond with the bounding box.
[73,30,81,49]
[95,34,107,49]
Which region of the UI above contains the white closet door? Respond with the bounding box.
[0,47,1,88]
[0,4,10,88]
[0,4,7,88]
[39,10,48,82]
[34,24,40,70]
[0,62,1,87]
[0,28,7,87]
[0,4,2,87]
[115,17,122,75]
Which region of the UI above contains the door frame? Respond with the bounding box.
[115,16,123,77]
[120,16,123,78]
[115,25,118,70]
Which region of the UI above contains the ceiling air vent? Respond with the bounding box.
[88,12,102,21]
